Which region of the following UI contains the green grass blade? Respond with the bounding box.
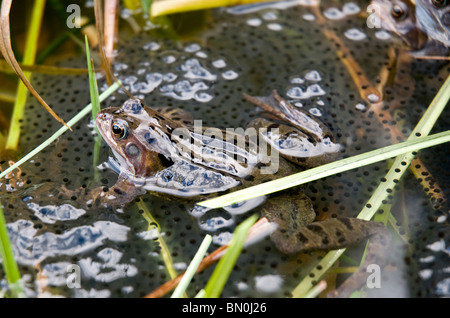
[138,200,180,282]
[6,0,46,150]
[171,234,212,298]
[0,81,121,180]
[85,35,100,120]
[85,35,102,180]
[292,74,450,297]
[0,205,23,297]
[198,130,450,209]
[203,214,258,298]
[141,0,153,15]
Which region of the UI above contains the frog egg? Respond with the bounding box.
[342,2,361,15]
[355,103,367,111]
[286,86,306,99]
[174,80,194,94]
[199,216,234,231]
[221,70,239,80]
[304,70,322,82]
[246,18,262,27]
[323,7,346,20]
[306,84,326,97]
[162,72,177,82]
[195,51,208,59]
[181,58,217,81]
[184,43,201,53]
[309,107,322,117]
[254,274,283,294]
[368,93,380,103]
[194,92,214,103]
[261,10,278,21]
[142,41,160,51]
[290,76,304,84]
[375,30,392,41]
[132,81,155,94]
[302,13,316,21]
[267,23,283,31]
[212,59,227,68]
[122,75,138,85]
[344,28,367,41]
[113,63,128,71]
[212,231,233,246]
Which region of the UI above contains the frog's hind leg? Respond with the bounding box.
[296,218,391,298]
[263,196,391,297]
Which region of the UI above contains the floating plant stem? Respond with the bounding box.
[4,0,47,150]
[292,74,450,298]
[203,214,258,298]
[137,200,180,283]
[198,130,450,209]
[85,34,102,180]
[85,35,100,120]
[303,280,327,298]
[171,234,212,298]
[0,205,23,297]
[151,0,276,17]
[0,81,121,180]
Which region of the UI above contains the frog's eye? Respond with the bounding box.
[431,0,448,8]
[391,3,408,20]
[111,121,128,140]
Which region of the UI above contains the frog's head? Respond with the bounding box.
[371,0,428,49]
[95,99,176,178]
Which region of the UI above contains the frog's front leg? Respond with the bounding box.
[262,193,391,297]
[60,175,146,209]
[244,90,340,168]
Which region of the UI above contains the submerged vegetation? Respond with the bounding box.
[0,0,449,298]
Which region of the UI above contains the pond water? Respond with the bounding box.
[0,0,449,297]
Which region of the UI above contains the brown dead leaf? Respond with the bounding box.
[0,0,71,130]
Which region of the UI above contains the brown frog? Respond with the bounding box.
[371,0,449,52]
[94,91,391,297]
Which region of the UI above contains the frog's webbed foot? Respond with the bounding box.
[262,194,391,297]
[261,192,316,254]
[327,221,391,298]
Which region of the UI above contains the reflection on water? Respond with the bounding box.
[7,219,129,265]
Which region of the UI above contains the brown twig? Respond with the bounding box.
[103,0,119,63]
[0,0,70,130]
